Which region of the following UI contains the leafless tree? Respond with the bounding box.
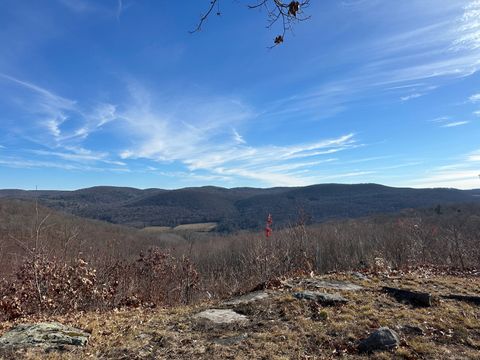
[191,0,311,47]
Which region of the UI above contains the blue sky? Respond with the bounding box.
[0,0,479,190]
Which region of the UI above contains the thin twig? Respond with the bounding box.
[190,0,220,33]
[191,0,311,46]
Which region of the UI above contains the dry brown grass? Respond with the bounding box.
[1,270,479,359]
[140,226,173,233]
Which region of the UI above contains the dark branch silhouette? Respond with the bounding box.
[190,0,221,33]
[191,0,311,47]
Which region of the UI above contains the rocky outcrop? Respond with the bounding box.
[383,286,433,307]
[0,322,90,350]
[293,291,348,305]
[301,279,363,291]
[358,327,400,353]
[223,291,270,306]
[194,309,248,325]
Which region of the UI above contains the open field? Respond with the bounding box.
[141,222,218,233]
[140,226,173,233]
[173,222,218,232]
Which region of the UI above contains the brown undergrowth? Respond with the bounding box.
[1,270,479,359]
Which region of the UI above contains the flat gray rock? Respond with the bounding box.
[304,279,363,291]
[358,327,400,353]
[293,291,348,305]
[194,309,248,325]
[223,291,270,306]
[0,322,90,350]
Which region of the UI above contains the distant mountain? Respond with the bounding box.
[1,184,479,231]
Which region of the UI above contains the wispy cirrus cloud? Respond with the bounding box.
[411,148,480,189]
[413,170,480,189]
[266,1,480,120]
[0,73,364,186]
[0,73,78,142]
[0,73,75,111]
[429,116,450,123]
[400,93,424,102]
[468,149,480,162]
[2,1,479,190]
[116,82,361,186]
[429,116,470,128]
[232,129,246,145]
[469,93,480,102]
[0,73,118,142]
[57,0,97,13]
[441,121,470,128]
[58,0,127,18]
[0,156,127,173]
[453,0,480,51]
[0,73,124,171]
[116,0,133,20]
[31,149,126,166]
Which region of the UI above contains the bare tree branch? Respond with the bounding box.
[191,0,311,47]
[190,0,221,33]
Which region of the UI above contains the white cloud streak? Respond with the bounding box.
[468,149,480,162]
[58,0,126,18]
[0,73,75,110]
[0,74,118,140]
[0,156,126,173]
[116,0,123,20]
[441,121,470,127]
[429,116,450,122]
[400,93,424,101]
[6,69,472,187]
[31,149,126,166]
[411,148,480,189]
[232,129,246,145]
[57,0,97,13]
[116,82,360,186]
[0,74,123,171]
[469,93,480,102]
[265,1,480,120]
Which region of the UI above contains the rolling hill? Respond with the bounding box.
[1,184,479,231]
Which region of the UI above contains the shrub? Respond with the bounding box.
[0,248,199,320]
[0,257,108,320]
